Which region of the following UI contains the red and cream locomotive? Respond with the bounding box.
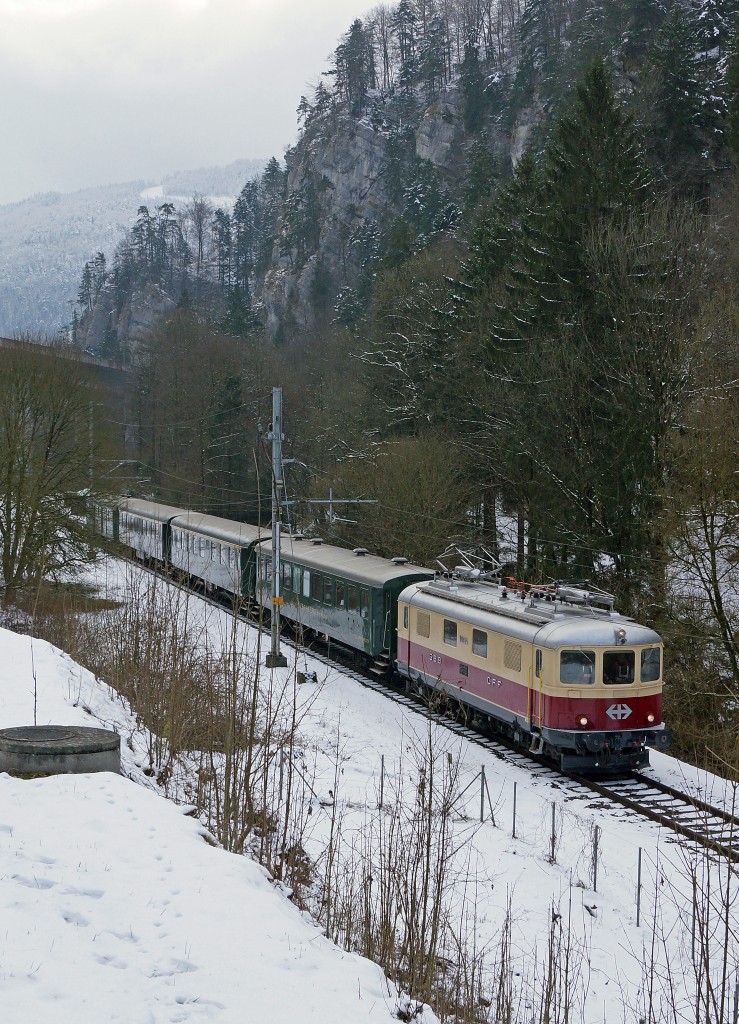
[396,572,671,772]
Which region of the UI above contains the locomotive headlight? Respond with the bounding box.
[578,716,589,726]
[615,627,627,645]
[647,713,655,723]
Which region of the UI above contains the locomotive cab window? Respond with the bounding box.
[560,650,595,685]
[603,650,635,685]
[403,606,408,629]
[443,619,457,647]
[640,647,661,682]
[472,629,487,658]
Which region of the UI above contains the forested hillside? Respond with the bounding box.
[74,0,738,765]
[0,159,266,341]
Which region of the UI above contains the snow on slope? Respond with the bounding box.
[0,625,433,1024]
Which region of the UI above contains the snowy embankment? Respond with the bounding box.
[1,557,737,1023]
[0,625,430,1024]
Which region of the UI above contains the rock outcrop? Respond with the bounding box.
[258,82,475,339]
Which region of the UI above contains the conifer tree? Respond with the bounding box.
[494,59,649,345]
[727,29,739,162]
[211,209,232,289]
[77,262,93,312]
[648,6,707,185]
[459,41,487,132]
[464,61,682,600]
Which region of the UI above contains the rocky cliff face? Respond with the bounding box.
[255,77,545,340]
[79,280,177,360]
[261,114,394,337]
[258,82,478,339]
[415,85,466,174]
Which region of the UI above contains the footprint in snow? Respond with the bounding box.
[61,910,89,927]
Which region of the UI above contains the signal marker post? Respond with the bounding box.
[265,386,288,669]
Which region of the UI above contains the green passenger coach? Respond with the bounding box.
[254,537,433,660]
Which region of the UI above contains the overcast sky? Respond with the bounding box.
[0,0,353,205]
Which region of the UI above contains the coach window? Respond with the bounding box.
[403,606,409,629]
[302,570,310,598]
[444,619,458,647]
[472,629,487,658]
[560,650,595,685]
[640,647,661,683]
[360,589,371,619]
[335,581,345,608]
[311,573,322,601]
[348,585,359,612]
[603,650,635,685]
[323,578,333,605]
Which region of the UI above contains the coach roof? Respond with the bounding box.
[258,537,433,588]
[119,498,187,523]
[170,512,264,547]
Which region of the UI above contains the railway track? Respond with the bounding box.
[139,558,739,865]
[581,773,739,862]
[303,641,739,864]
[288,628,739,864]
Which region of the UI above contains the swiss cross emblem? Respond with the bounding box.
[606,703,632,721]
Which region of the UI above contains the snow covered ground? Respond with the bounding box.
[1,558,737,1023]
[0,620,431,1023]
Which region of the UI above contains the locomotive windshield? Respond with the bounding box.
[560,650,595,685]
[640,646,661,682]
[603,650,635,684]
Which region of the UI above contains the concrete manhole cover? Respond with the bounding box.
[0,725,120,776]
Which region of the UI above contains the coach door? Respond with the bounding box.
[529,648,544,727]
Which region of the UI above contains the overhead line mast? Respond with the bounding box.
[265,386,288,669]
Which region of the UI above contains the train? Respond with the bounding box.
[93,497,672,773]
